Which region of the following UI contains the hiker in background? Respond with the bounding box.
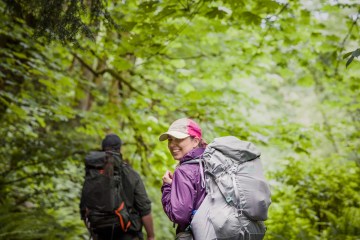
[159,118,207,239]
[80,134,155,240]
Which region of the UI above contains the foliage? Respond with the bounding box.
[266,156,360,240]
[1,0,115,44]
[0,0,359,239]
[344,48,360,68]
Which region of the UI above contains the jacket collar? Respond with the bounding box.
[180,147,205,163]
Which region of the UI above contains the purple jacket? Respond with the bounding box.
[161,148,206,233]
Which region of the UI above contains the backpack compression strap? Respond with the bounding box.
[115,202,131,232]
[111,155,131,232]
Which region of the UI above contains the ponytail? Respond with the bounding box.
[199,139,207,148]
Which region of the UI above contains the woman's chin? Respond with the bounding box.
[172,154,182,160]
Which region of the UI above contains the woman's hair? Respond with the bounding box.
[199,139,207,148]
[191,136,207,148]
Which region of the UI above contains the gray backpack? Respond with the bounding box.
[191,136,271,240]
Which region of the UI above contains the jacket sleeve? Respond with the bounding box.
[133,172,152,217]
[161,167,195,225]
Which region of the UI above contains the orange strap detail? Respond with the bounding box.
[114,202,131,232]
[115,202,125,230]
[126,220,131,230]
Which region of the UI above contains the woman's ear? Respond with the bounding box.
[193,137,200,147]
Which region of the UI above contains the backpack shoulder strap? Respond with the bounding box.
[181,158,205,189]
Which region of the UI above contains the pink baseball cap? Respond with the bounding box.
[159,118,202,141]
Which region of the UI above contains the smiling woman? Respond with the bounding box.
[159,118,207,239]
[167,136,200,160]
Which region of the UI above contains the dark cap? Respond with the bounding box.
[102,134,122,151]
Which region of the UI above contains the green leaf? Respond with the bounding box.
[205,7,228,19]
[352,48,360,57]
[239,11,262,25]
[13,52,28,59]
[139,0,159,13]
[121,21,137,32]
[175,81,195,94]
[346,55,354,68]
[345,48,360,68]
[112,58,133,71]
[343,51,353,59]
[297,76,313,87]
[257,0,281,11]
[9,104,27,117]
[170,59,186,68]
[35,116,46,128]
[154,5,177,21]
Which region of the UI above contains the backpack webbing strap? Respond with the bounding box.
[181,159,200,165]
[116,164,132,232]
[115,201,131,232]
[232,173,244,217]
[181,158,206,188]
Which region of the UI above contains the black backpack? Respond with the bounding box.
[80,151,134,232]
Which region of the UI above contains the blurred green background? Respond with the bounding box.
[0,0,359,239]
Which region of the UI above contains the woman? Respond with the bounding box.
[159,118,207,239]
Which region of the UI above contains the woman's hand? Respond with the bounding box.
[162,170,173,184]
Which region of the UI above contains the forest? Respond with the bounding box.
[0,0,359,239]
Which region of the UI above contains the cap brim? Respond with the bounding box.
[159,131,190,141]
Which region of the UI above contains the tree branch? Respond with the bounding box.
[0,172,55,186]
[98,68,143,95]
[136,0,205,66]
[334,10,360,75]
[158,53,206,60]
[72,53,143,95]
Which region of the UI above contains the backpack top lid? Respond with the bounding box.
[206,136,260,163]
[85,151,121,168]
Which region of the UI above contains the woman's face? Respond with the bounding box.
[167,136,200,160]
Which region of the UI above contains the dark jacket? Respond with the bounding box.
[121,163,152,217]
[80,152,151,233]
